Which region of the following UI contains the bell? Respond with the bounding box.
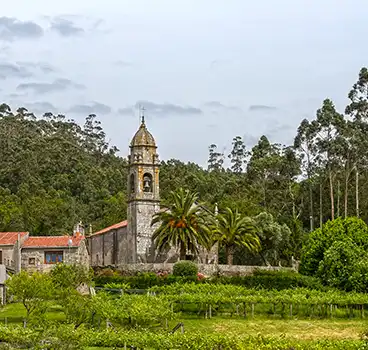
[144,180,150,191]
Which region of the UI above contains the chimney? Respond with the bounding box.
[73,221,85,238]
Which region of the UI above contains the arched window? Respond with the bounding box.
[143,173,153,192]
[130,173,135,193]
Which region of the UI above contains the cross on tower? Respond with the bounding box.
[139,105,146,124]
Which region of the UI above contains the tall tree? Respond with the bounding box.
[312,99,345,220]
[345,67,368,217]
[212,207,260,265]
[207,144,224,172]
[151,188,210,260]
[228,136,247,173]
[294,119,318,231]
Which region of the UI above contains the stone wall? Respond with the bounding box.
[116,263,296,276]
[0,246,15,269]
[88,226,130,266]
[21,246,87,272]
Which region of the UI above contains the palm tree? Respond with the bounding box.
[151,188,210,260]
[212,207,260,265]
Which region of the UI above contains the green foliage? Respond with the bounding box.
[6,271,54,319]
[173,261,198,277]
[50,263,92,290]
[300,217,368,276]
[212,207,260,265]
[61,291,92,328]
[253,212,291,266]
[104,282,131,290]
[91,292,176,327]
[94,272,198,288]
[0,325,365,350]
[152,188,211,259]
[0,107,127,234]
[214,269,324,290]
[317,240,368,292]
[93,270,322,290]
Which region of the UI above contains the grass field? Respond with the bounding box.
[1,302,366,342]
[180,316,366,340]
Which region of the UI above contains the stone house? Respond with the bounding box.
[21,234,88,272]
[0,231,89,273]
[0,232,28,272]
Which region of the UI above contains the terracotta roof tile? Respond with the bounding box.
[92,220,128,236]
[22,236,84,248]
[0,232,28,245]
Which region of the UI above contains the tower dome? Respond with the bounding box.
[130,118,156,148]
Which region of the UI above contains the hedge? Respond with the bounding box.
[94,269,324,291]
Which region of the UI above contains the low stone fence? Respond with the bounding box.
[116,263,296,276]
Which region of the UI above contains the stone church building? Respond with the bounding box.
[0,116,214,273]
[87,116,171,266]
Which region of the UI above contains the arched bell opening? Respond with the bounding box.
[143,173,153,193]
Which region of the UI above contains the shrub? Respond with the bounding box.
[317,240,368,292]
[173,261,198,277]
[300,217,368,276]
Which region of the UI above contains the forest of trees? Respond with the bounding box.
[0,67,368,263]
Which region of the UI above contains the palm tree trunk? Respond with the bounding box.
[225,246,234,265]
[179,243,186,260]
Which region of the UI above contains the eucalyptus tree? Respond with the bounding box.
[228,136,247,173]
[345,67,368,217]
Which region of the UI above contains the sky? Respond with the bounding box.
[1,0,368,167]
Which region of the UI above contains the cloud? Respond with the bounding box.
[16,78,85,94]
[243,133,261,148]
[16,61,56,74]
[0,17,43,41]
[135,101,202,116]
[248,105,278,112]
[68,102,111,115]
[50,17,84,37]
[23,102,58,115]
[115,60,133,68]
[117,107,134,116]
[204,101,242,112]
[0,63,32,78]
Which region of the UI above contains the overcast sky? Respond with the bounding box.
[1,1,367,166]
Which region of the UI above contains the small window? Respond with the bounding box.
[28,257,36,265]
[45,251,63,264]
[130,173,135,193]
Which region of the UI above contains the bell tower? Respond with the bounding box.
[127,111,160,263]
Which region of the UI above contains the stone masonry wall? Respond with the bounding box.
[0,246,15,269]
[117,263,296,276]
[88,226,129,266]
[21,247,83,272]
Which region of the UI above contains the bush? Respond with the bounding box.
[300,217,368,276]
[317,240,368,292]
[173,261,198,277]
[211,269,324,290]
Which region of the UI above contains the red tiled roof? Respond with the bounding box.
[0,232,28,245]
[22,235,84,248]
[92,220,128,236]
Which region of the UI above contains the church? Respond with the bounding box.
[87,115,169,266]
[0,115,214,273]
